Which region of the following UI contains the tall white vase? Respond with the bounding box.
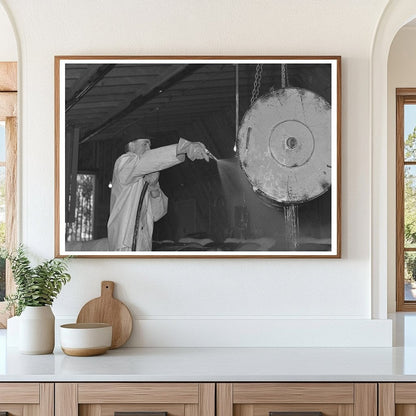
[19,306,55,354]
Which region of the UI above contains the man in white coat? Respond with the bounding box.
[107,136,209,251]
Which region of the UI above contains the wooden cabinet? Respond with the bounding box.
[217,383,377,416]
[55,383,215,416]
[0,383,53,416]
[1,381,410,416]
[378,383,416,416]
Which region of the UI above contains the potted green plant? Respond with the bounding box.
[4,245,71,354]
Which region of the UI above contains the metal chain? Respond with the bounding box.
[250,64,263,106]
[281,64,287,89]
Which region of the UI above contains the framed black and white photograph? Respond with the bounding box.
[55,56,341,258]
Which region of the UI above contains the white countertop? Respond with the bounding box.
[2,336,416,382]
[2,313,416,382]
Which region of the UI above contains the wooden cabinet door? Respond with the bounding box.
[379,383,416,416]
[217,383,377,416]
[56,383,215,416]
[0,383,53,416]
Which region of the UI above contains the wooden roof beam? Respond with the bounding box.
[65,64,116,112]
[80,64,204,144]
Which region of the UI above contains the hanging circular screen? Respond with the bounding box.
[237,87,332,205]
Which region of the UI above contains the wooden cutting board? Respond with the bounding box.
[76,281,133,349]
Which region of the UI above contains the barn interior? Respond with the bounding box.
[63,61,332,252]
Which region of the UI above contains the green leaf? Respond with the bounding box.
[6,245,71,314]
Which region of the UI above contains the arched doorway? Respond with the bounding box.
[371,0,416,318]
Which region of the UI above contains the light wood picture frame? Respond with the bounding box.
[55,56,341,258]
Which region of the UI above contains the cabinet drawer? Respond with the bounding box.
[0,383,53,416]
[78,383,200,404]
[379,383,416,415]
[0,383,39,403]
[56,383,215,416]
[217,383,376,416]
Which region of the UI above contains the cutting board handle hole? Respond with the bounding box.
[101,281,115,297]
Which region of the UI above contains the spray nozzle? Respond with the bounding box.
[205,149,219,162]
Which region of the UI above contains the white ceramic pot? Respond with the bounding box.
[60,323,112,356]
[19,305,55,354]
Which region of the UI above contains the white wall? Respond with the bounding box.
[0,2,16,61]
[0,0,394,347]
[387,26,416,312]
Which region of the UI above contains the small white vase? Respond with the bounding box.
[6,315,20,347]
[19,305,55,354]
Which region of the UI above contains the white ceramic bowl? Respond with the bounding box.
[60,323,112,356]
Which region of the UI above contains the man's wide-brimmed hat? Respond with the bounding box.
[119,125,152,146]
